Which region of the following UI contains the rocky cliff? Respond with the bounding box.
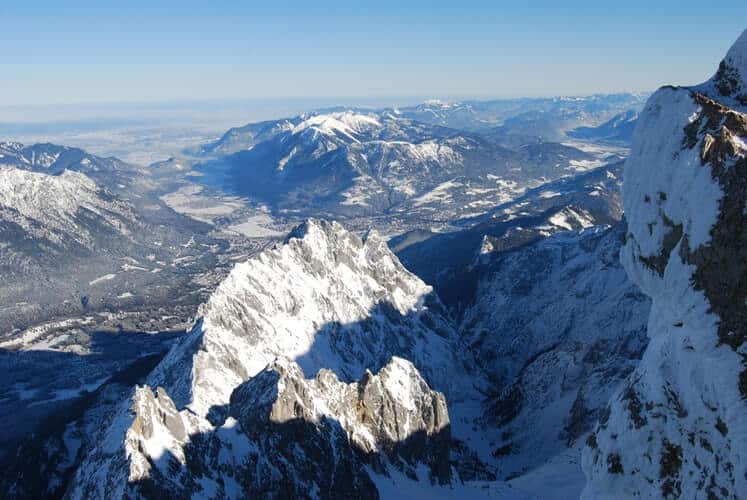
[582,30,747,499]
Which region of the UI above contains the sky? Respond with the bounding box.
[0,0,745,108]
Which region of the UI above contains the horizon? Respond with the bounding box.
[2,1,745,109]
[0,91,651,126]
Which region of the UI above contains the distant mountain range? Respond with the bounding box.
[0,141,143,194]
[192,105,633,221]
[393,94,647,133]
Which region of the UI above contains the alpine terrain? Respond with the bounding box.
[1,21,745,500]
[64,219,493,499]
[582,29,747,498]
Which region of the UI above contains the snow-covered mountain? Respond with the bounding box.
[0,141,145,195]
[0,165,150,309]
[46,209,660,499]
[582,30,747,498]
[65,219,493,499]
[395,94,647,134]
[393,100,491,130]
[477,97,646,148]
[0,166,135,253]
[196,118,299,157]
[0,148,229,334]
[0,142,128,174]
[195,110,599,220]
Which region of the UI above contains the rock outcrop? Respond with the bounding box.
[119,357,450,499]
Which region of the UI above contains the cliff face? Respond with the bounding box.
[583,30,747,499]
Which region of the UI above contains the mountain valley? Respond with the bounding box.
[2,28,746,499]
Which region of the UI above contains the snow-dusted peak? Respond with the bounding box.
[0,167,92,223]
[0,141,132,181]
[231,354,449,451]
[68,217,471,498]
[116,355,451,498]
[283,216,340,242]
[421,99,454,108]
[292,111,382,141]
[188,217,444,412]
[0,166,133,245]
[698,29,747,108]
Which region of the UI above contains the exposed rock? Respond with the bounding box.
[121,357,451,499]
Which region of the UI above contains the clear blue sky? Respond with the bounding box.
[1,0,745,106]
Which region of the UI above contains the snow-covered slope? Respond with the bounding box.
[0,142,125,173]
[0,141,179,205]
[0,167,134,248]
[583,30,747,498]
[0,141,140,191]
[0,150,229,335]
[67,219,486,498]
[197,118,298,156]
[461,224,650,481]
[396,161,625,308]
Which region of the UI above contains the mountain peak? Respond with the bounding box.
[699,29,747,107]
[68,217,473,498]
[292,111,382,140]
[284,217,340,241]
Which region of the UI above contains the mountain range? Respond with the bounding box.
[192,99,632,222]
[2,30,746,500]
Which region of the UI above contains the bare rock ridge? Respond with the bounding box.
[123,357,450,499]
[582,30,747,498]
[67,218,479,499]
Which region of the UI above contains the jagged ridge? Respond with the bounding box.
[67,218,480,499]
